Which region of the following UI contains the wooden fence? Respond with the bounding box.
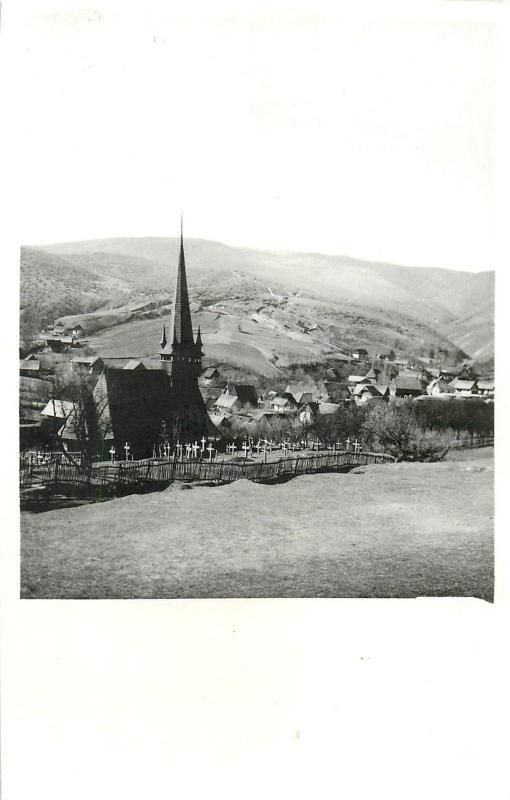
[21,450,395,493]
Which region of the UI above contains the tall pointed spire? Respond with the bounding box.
[160,323,167,350]
[169,213,194,346]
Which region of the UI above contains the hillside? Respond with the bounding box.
[21,453,493,599]
[20,237,494,366]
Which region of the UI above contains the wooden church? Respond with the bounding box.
[85,223,212,458]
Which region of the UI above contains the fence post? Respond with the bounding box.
[53,461,59,487]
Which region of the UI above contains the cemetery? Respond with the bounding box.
[20,435,394,506]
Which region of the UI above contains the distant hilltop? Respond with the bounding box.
[20,237,494,365]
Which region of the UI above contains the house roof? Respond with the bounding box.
[348,375,369,384]
[394,376,424,391]
[272,394,295,408]
[226,384,258,405]
[285,384,316,403]
[124,359,145,370]
[318,402,340,415]
[202,367,220,378]
[299,401,319,414]
[20,359,40,372]
[351,347,368,354]
[477,380,494,391]
[92,367,174,450]
[373,383,390,396]
[215,394,240,410]
[449,378,477,390]
[71,356,102,366]
[208,412,230,428]
[352,383,376,397]
[40,399,75,419]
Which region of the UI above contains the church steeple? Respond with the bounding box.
[160,323,167,350]
[170,214,194,346]
[157,215,210,444]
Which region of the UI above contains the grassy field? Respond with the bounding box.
[20,449,493,600]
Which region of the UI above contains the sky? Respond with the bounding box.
[7,1,500,270]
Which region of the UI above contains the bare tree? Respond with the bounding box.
[46,365,111,466]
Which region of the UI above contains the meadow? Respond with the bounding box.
[20,449,494,600]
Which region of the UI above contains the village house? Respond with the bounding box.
[52,320,66,336]
[352,383,389,405]
[298,401,320,425]
[214,383,258,415]
[364,367,381,382]
[123,359,146,371]
[71,324,86,338]
[200,367,221,386]
[476,379,494,398]
[19,358,41,377]
[284,384,316,405]
[426,377,453,396]
[40,399,75,436]
[351,347,369,361]
[448,378,479,398]
[45,335,80,353]
[271,393,299,412]
[375,348,395,361]
[71,355,105,377]
[241,409,292,436]
[390,375,425,399]
[348,375,371,393]
[207,412,231,432]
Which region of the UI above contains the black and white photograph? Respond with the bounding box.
[17,5,496,601]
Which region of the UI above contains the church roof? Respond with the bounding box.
[94,367,173,453]
[169,218,194,347]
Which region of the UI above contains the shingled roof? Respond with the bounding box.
[93,367,173,456]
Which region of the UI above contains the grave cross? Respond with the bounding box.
[346,437,351,451]
[207,443,214,462]
[201,436,206,453]
[185,443,192,459]
[109,446,116,463]
[192,442,199,459]
[124,442,130,461]
[242,441,249,459]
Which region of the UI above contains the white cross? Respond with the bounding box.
[354,439,360,453]
[346,437,351,451]
[242,441,249,458]
[207,443,214,462]
[185,443,192,459]
[109,446,116,462]
[228,442,236,456]
[256,440,261,455]
[192,442,199,458]
[124,442,130,461]
[201,436,206,452]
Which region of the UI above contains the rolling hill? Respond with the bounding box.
[20,237,494,371]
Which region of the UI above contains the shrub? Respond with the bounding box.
[362,403,454,461]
